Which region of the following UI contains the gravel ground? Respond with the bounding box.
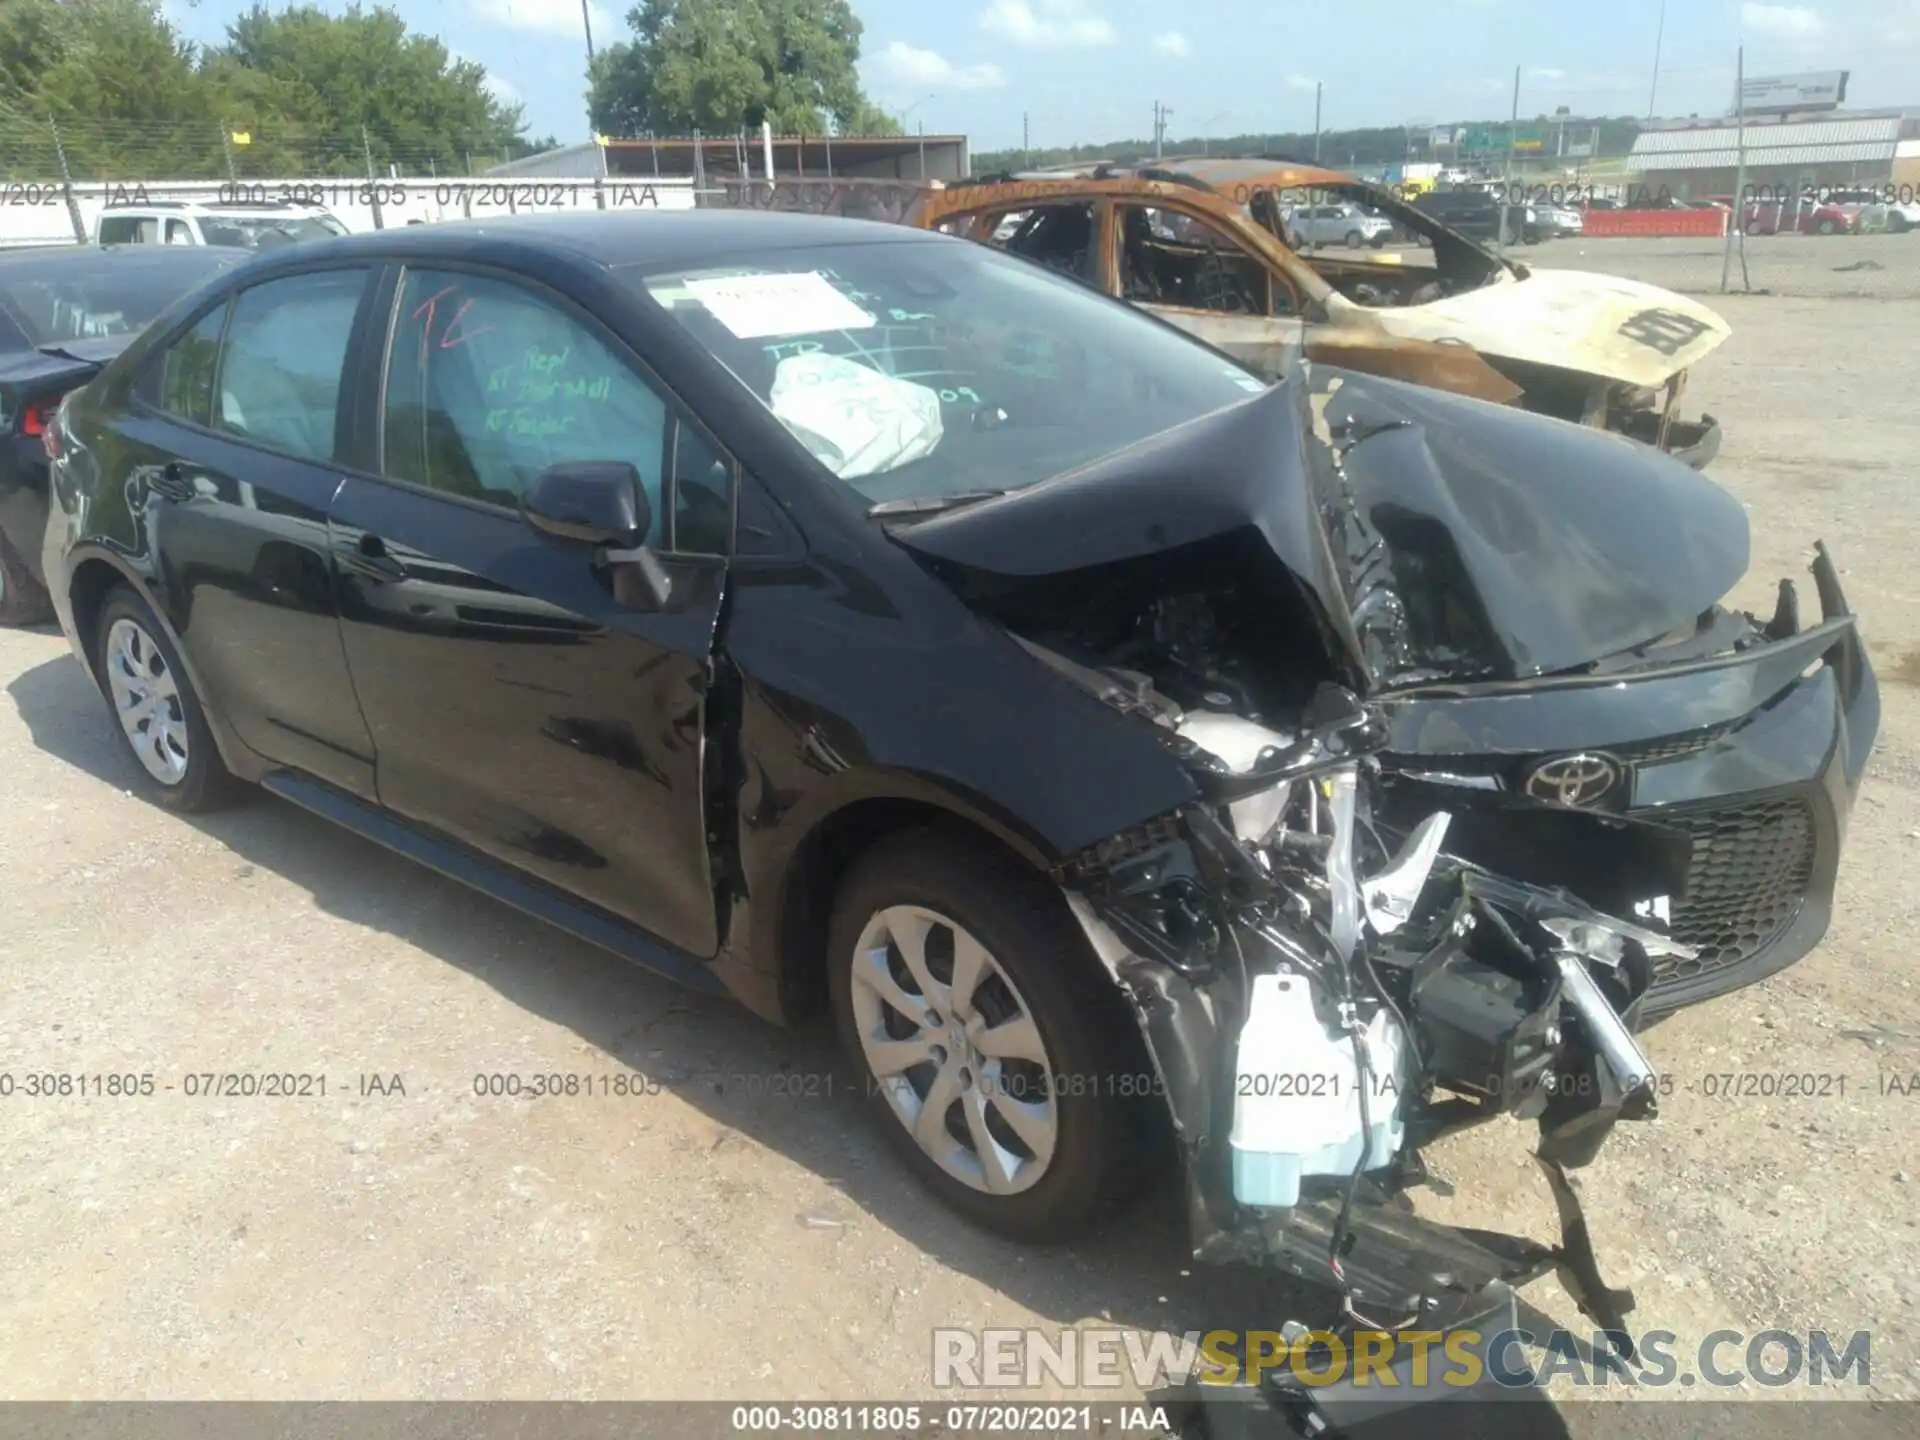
[1,233,1916,1419]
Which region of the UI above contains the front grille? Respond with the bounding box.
[1654,797,1816,987]
[1612,722,1738,765]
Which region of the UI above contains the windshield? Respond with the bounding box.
[200,215,346,250]
[0,247,244,350]
[633,237,1265,507]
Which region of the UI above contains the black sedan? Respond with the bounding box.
[38,213,1876,1341]
[0,244,249,623]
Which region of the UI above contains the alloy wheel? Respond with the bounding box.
[848,904,1060,1195]
[104,616,189,785]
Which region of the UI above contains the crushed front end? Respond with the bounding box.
[1047,676,1687,1362]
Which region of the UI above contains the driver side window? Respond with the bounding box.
[381,267,674,541]
[1116,205,1282,317]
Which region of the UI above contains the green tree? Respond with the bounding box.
[588,0,880,137]
[202,5,525,174]
[1,0,229,177]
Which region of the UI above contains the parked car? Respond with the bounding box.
[1410,187,1536,244]
[1823,187,1920,234]
[908,161,1725,466]
[40,216,1876,1332]
[1530,201,1584,238]
[1741,199,1857,235]
[0,243,247,622]
[95,198,348,251]
[1282,200,1394,249]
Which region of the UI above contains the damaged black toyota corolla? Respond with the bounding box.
[43,215,1876,1349]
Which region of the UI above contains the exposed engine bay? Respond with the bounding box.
[1031,634,1678,1338]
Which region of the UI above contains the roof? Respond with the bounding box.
[255,208,942,272]
[1159,157,1361,192]
[0,243,249,273]
[1627,116,1900,170]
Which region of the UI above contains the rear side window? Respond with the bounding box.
[154,303,228,427]
[98,216,141,245]
[215,269,368,462]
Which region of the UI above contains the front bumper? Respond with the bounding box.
[1371,548,1878,1016]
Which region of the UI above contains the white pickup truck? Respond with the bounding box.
[95,198,347,250]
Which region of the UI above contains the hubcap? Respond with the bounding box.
[104,617,189,785]
[850,905,1060,1195]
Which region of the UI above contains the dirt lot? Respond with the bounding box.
[2,232,1917,1418]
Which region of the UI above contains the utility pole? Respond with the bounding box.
[581,0,596,61]
[1721,45,1750,293]
[1152,101,1171,160]
[1647,0,1667,120]
[1022,111,1030,167]
[1498,64,1519,256]
[362,125,385,229]
[1313,82,1322,161]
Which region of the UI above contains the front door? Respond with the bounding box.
[327,263,732,957]
[1113,202,1305,379]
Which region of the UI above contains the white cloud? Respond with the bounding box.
[1152,31,1191,57]
[474,0,614,41]
[979,0,1116,49]
[1530,67,1567,80]
[873,41,1007,91]
[1285,72,1318,92]
[1741,3,1825,36]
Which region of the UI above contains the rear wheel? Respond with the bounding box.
[94,587,242,812]
[827,831,1154,1242]
[0,531,52,626]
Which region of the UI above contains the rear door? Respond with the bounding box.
[115,266,378,795]
[326,262,730,957]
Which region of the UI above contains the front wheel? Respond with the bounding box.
[1344,229,1364,248]
[827,831,1154,1242]
[93,587,242,812]
[1816,218,1838,235]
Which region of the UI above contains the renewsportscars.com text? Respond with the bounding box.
[932,1326,1872,1391]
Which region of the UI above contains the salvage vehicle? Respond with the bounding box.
[42,214,1876,1349]
[909,159,1728,469]
[0,243,247,623]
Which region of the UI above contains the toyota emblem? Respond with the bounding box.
[1524,752,1621,808]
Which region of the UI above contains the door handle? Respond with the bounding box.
[343,531,408,583]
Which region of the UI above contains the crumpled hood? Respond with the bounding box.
[889,368,1750,689]
[1348,266,1732,389]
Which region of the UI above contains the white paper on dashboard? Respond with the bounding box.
[683,271,876,340]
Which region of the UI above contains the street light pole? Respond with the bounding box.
[1313,82,1322,161]
[1647,0,1666,119]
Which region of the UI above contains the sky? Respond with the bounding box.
[162,0,1920,152]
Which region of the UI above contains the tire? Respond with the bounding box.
[0,530,52,626]
[1816,218,1837,235]
[93,586,242,812]
[1344,229,1363,248]
[827,829,1155,1243]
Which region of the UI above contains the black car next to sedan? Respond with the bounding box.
[0,244,248,623]
[39,213,1876,1348]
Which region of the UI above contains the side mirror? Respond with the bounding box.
[521,461,673,609]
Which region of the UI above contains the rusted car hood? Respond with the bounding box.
[1344,267,1732,389]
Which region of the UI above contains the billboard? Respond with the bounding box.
[1738,70,1848,114]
